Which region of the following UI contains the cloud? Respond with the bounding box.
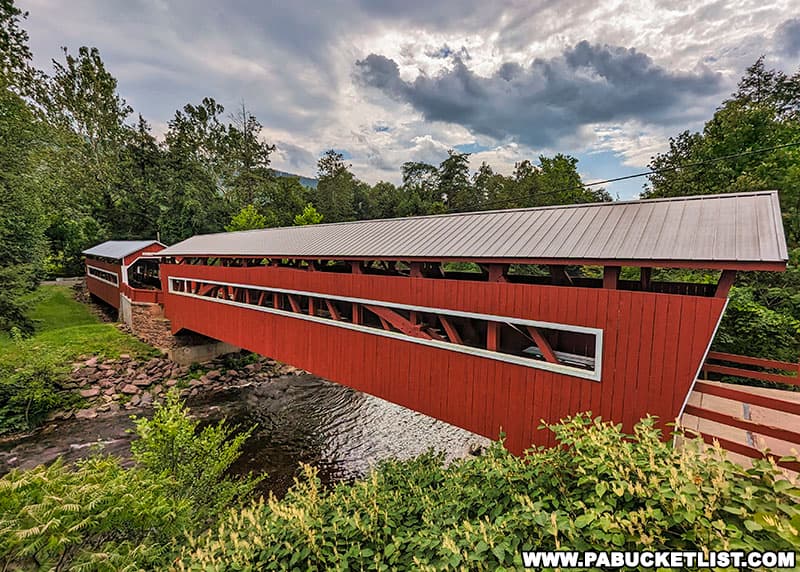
[776,18,800,56]
[19,0,794,184]
[425,43,471,60]
[355,41,723,149]
[273,140,317,175]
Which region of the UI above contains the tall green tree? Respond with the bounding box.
[644,58,800,360]
[294,203,324,225]
[159,98,231,243]
[225,204,267,232]
[438,150,478,211]
[0,1,47,332]
[314,150,357,222]
[644,58,800,245]
[113,115,166,240]
[0,0,34,93]
[399,161,443,216]
[223,101,276,208]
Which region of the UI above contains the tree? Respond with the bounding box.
[0,0,34,92]
[399,161,444,216]
[256,176,306,228]
[36,45,134,272]
[112,115,166,240]
[643,58,800,244]
[643,58,800,361]
[294,203,323,226]
[366,181,402,219]
[225,204,267,232]
[223,101,276,208]
[0,87,47,333]
[472,162,507,208]
[313,150,356,222]
[438,150,478,211]
[159,98,232,243]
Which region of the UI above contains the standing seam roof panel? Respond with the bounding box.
[156,191,788,267]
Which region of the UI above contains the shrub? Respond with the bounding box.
[0,392,260,570]
[177,415,800,571]
[0,456,193,571]
[714,287,800,363]
[131,389,261,524]
[0,355,75,435]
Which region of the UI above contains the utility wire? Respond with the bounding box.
[448,140,800,213]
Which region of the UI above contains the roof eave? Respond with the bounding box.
[157,253,788,272]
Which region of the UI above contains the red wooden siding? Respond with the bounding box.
[85,258,122,309]
[120,283,163,305]
[122,242,164,266]
[161,264,727,454]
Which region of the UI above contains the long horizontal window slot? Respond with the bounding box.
[168,277,603,381]
[86,265,119,286]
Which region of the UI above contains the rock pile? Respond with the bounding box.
[52,353,304,421]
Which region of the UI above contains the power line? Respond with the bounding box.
[448,140,800,213]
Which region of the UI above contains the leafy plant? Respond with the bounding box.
[225,204,267,232]
[0,456,193,571]
[293,203,324,226]
[0,358,69,434]
[0,390,261,570]
[131,389,261,524]
[177,415,800,570]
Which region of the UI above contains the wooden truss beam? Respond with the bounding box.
[438,316,463,344]
[364,305,433,339]
[715,269,737,298]
[526,326,558,363]
[324,299,341,320]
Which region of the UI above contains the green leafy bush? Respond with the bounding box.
[0,392,259,570]
[0,456,193,571]
[0,351,80,434]
[131,389,261,524]
[177,415,800,571]
[714,287,800,363]
[0,285,157,434]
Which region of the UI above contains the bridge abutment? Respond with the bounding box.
[120,294,239,365]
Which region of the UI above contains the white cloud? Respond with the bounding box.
[17,0,798,186]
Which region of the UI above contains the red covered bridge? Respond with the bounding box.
[83,240,165,308]
[147,191,788,453]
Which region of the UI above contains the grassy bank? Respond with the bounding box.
[0,285,157,434]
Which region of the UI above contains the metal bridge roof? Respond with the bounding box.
[83,240,163,261]
[159,191,788,270]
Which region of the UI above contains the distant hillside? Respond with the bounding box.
[272,169,318,189]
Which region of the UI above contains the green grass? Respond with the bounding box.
[0,285,158,370]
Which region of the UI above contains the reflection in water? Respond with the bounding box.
[0,375,489,497]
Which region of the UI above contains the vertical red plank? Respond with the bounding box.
[648,297,670,424]
[603,290,631,423]
[633,294,657,428]
[672,296,698,413]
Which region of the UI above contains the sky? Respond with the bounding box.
[18,0,800,199]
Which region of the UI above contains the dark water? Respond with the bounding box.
[0,375,488,497]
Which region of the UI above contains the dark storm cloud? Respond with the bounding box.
[776,18,800,57]
[355,41,723,147]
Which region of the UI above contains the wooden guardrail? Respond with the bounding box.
[681,352,800,472]
[701,351,799,386]
[120,284,163,305]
